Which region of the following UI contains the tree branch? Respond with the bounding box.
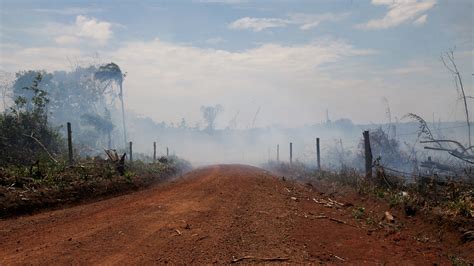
[22,133,58,163]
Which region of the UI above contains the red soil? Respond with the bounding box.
[0,165,471,264]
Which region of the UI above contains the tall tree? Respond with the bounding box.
[94,63,127,148]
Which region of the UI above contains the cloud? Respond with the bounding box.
[103,38,377,126]
[74,15,113,44]
[413,14,428,26]
[54,35,80,45]
[229,12,349,32]
[229,17,289,31]
[1,37,460,126]
[205,37,226,45]
[288,12,350,30]
[356,0,436,30]
[0,46,84,71]
[28,15,114,46]
[33,7,103,15]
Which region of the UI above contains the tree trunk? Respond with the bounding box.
[119,82,127,149]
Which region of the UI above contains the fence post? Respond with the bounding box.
[153,141,156,163]
[166,147,169,157]
[363,131,372,178]
[67,122,73,166]
[277,144,280,162]
[290,142,293,164]
[129,141,133,163]
[316,137,321,170]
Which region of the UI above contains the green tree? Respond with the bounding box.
[1,73,62,166]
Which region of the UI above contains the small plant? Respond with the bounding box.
[389,193,404,208]
[352,206,366,220]
[124,170,135,183]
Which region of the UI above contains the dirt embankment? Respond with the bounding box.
[0,165,472,264]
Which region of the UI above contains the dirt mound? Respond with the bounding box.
[0,165,471,264]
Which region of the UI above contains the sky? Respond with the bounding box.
[0,0,473,128]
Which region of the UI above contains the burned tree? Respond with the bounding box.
[94,63,127,148]
[441,48,470,147]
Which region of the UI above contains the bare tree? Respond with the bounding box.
[0,71,14,112]
[200,104,223,132]
[441,48,470,146]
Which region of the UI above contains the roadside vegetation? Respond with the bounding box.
[264,160,473,245]
[0,70,191,217]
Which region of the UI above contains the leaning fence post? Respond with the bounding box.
[67,122,73,166]
[363,130,372,178]
[153,141,156,163]
[129,141,133,163]
[290,142,293,164]
[316,137,321,170]
[277,144,280,162]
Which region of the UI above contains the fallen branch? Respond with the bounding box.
[327,197,345,207]
[309,213,354,226]
[22,133,58,163]
[231,256,289,263]
[329,217,348,224]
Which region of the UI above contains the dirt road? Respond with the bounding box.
[0,165,470,264]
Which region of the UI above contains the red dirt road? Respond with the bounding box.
[0,165,470,264]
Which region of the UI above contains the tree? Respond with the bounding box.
[1,73,62,166]
[94,63,127,148]
[0,71,14,112]
[12,71,54,113]
[441,48,470,146]
[200,105,223,132]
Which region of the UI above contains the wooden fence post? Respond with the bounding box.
[316,137,321,170]
[166,147,169,157]
[363,131,372,178]
[129,141,133,163]
[277,144,280,162]
[153,141,156,163]
[290,142,293,164]
[67,122,73,166]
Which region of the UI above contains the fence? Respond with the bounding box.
[65,122,171,166]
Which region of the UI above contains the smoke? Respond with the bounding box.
[1,63,471,174]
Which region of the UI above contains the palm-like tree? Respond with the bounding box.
[94,63,127,148]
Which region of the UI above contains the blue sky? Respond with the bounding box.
[0,0,472,127]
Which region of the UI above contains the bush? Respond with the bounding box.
[0,73,63,166]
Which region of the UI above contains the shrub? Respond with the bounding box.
[0,73,63,166]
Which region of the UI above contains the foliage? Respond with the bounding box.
[94,62,124,85]
[9,65,123,154]
[0,156,190,217]
[0,73,63,166]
